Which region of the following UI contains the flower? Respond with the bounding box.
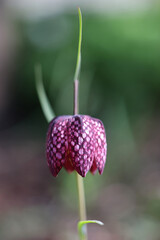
[46,115,107,177]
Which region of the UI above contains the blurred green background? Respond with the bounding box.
[0,0,160,239]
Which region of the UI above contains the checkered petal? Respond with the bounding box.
[46,116,71,177]
[91,118,107,174]
[67,115,95,177]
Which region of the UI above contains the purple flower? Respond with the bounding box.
[46,115,107,177]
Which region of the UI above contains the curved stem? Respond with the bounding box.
[74,8,87,240]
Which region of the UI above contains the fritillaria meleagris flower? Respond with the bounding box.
[46,115,107,177]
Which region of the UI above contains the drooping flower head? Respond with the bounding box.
[46,115,107,177]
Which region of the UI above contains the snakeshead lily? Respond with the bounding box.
[46,115,107,177]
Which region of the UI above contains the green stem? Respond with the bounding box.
[76,173,87,240]
[76,173,87,221]
[74,8,87,240]
[74,80,87,233]
[74,70,87,240]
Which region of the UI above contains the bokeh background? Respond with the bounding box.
[1,0,160,239]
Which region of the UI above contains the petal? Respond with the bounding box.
[91,118,107,174]
[67,115,94,177]
[64,156,74,173]
[46,115,71,177]
[90,159,97,175]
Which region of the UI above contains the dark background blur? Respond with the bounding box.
[0,0,160,239]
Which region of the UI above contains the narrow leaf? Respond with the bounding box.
[35,64,55,123]
[78,220,104,239]
[74,7,82,82]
